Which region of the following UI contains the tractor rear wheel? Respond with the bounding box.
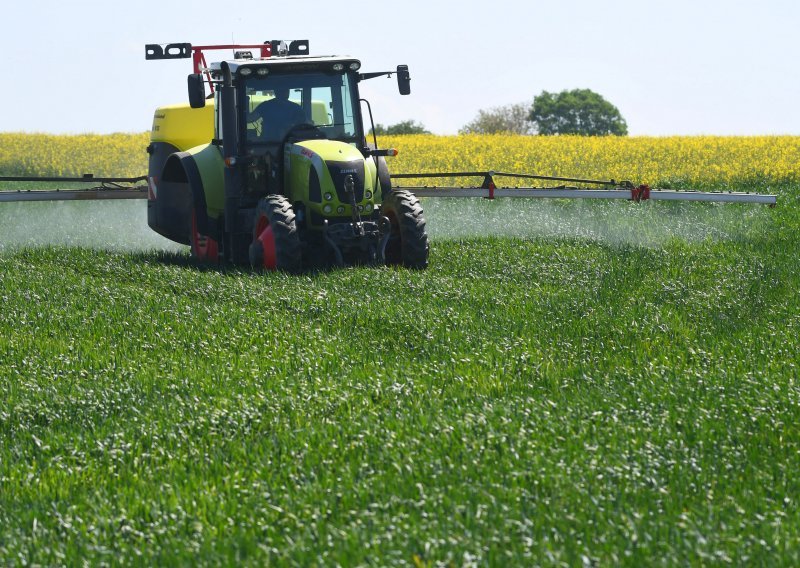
[249,195,302,272]
[382,190,429,269]
[190,206,219,263]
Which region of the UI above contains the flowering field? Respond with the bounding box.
[2,132,799,191]
[0,132,150,178]
[384,134,800,190]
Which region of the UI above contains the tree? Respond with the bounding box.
[529,89,627,136]
[459,103,535,135]
[371,120,430,135]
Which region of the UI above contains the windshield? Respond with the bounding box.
[243,71,360,144]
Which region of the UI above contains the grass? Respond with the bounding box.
[1,188,799,564]
[1,132,799,563]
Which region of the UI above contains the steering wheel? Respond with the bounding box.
[283,122,326,144]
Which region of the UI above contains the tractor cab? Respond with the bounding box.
[198,55,368,199]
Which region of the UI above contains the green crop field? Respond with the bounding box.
[1,135,799,565]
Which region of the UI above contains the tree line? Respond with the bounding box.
[373,88,628,136]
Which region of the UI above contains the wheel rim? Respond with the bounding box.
[254,215,277,270]
[191,208,219,262]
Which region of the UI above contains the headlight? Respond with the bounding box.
[364,203,373,212]
[239,67,252,76]
[332,63,344,71]
[256,67,269,76]
[323,204,333,214]
[365,190,372,199]
[337,206,345,214]
[324,192,333,201]
[349,62,361,71]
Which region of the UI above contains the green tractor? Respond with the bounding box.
[145,40,428,271]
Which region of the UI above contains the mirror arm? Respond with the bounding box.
[358,71,394,81]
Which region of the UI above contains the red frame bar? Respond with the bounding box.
[191,44,272,92]
[630,184,651,202]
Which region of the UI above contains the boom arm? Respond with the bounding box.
[0,171,776,205]
[390,171,777,205]
[0,175,148,202]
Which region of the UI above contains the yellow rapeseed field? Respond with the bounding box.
[382,134,800,189]
[1,132,798,189]
[0,133,150,178]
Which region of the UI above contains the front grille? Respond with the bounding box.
[308,167,322,203]
[326,160,365,203]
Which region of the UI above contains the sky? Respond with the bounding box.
[3,0,799,136]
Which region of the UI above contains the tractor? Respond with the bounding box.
[145,40,428,271]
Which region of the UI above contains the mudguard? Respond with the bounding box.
[148,143,224,245]
[375,155,391,200]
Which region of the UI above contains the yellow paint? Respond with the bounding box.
[150,103,214,151]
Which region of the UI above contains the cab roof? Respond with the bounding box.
[210,55,361,75]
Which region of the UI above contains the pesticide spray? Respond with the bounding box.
[0,198,772,255]
[422,198,772,247]
[0,201,182,253]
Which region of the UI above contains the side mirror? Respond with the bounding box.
[188,74,206,108]
[397,65,411,95]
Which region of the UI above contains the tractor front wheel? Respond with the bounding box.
[382,190,429,269]
[190,206,219,263]
[249,195,302,272]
